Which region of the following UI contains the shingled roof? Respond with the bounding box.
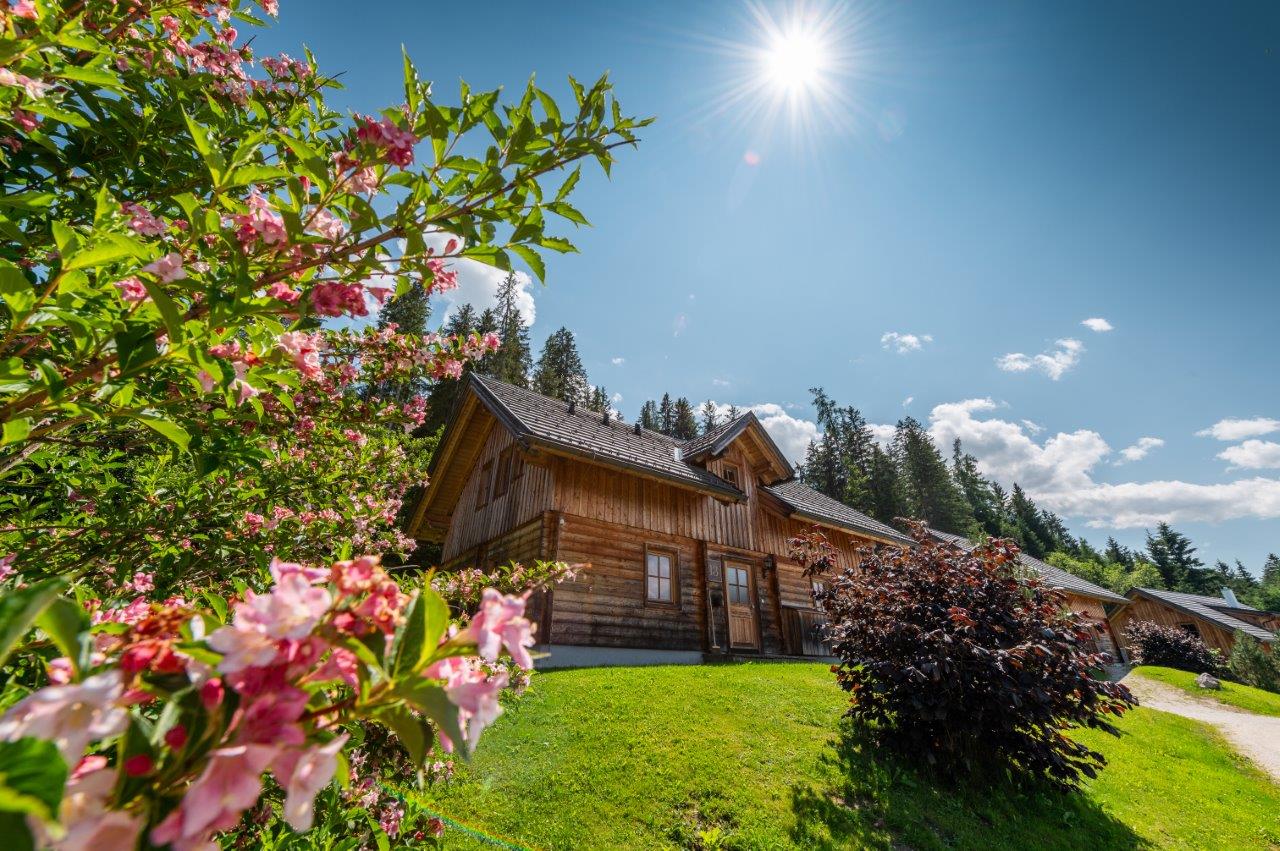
[1128,588,1276,643]
[765,479,914,546]
[926,528,1129,605]
[468,375,742,499]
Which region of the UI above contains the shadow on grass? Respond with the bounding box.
[791,721,1148,851]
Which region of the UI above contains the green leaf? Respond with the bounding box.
[0,418,29,447]
[0,260,34,317]
[141,280,184,342]
[63,234,147,271]
[0,579,69,670]
[509,244,545,283]
[390,589,449,678]
[395,681,468,757]
[0,738,67,827]
[224,165,290,189]
[35,597,90,677]
[461,245,510,270]
[547,200,588,226]
[133,415,191,451]
[374,705,430,767]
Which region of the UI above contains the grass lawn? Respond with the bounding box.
[416,663,1280,850]
[1131,665,1280,717]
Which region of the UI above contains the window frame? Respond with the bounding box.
[720,464,741,489]
[475,459,493,510]
[493,448,513,498]
[643,544,680,606]
[725,563,752,606]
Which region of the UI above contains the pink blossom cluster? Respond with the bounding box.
[233,191,288,251]
[0,66,50,99]
[310,281,370,317]
[122,201,166,237]
[113,276,150,304]
[355,115,418,167]
[276,331,325,380]
[260,53,312,82]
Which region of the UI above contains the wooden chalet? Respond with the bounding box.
[1111,588,1279,657]
[406,374,913,665]
[926,529,1130,660]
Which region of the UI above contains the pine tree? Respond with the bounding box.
[1104,537,1134,568]
[376,280,431,335]
[1144,522,1208,591]
[1008,484,1052,558]
[1263,553,1280,586]
[419,304,498,434]
[892,417,975,534]
[658,393,674,436]
[727,404,741,420]
[701,399,720,433]
[488,272,532,387]
[531,327,590,404]
[588,385,609,413]
[638,400,659,431]
[952,439,1006,539]
[671,397,699,440]
[866,444,906,525]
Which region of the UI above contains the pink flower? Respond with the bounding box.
[13,108,39,132]
[142,252,187,283]
[269,557,328,585]
[426,258,458,293]
[126,571,154,594]
[234,687,308,746]
[425,657,508,752]
[113,276,149,304]
[200,678,225,710]
[464,589,537,669]
[151,745,277,845]
[165,724,188,750]
[46,656,73,685]
[311,647,359,687]
[46,768,144,851]
[246,572,332,640]
[355,115,418,167]
[233,192,287,251]
[482,332,502,351]
[0,553,15,582]
[122,202,166,237]
[206,617,278,675]
[266,281,301,304]
[0,672,128,765]
[197,369,218,393]
[275,734,348,830]
[231,362,258,405]
[307,208,345,242]
[11,1,37,20]
[276,331,324,380]
[124,754,154,776]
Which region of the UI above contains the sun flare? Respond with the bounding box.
[761,23,830,94]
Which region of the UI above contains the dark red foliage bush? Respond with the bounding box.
[789,522,1136,789]
[1123,619,1222,674]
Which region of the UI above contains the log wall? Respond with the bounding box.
[1110,595,1239,655]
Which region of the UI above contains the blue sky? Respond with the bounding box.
[260,1,1280,573]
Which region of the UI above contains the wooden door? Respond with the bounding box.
[725,562,758,648]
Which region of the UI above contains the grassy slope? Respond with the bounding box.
[1132,665,1280,717]
[419,663,1280,850]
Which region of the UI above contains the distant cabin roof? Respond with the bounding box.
[1127,587,1277,643]
[926,528,1129,605]
[426,375,906,545]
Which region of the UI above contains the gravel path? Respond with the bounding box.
[1121,672,1280,781]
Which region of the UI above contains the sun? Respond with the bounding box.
[761,22,831,95]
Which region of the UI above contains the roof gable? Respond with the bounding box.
[683,412,794,484]
[766,479,913,546]
[1128,588,1277,643]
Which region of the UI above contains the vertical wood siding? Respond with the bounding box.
[1110,596,1239,655]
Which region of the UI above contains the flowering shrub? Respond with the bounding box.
[790,523,1137,789]
[1123,620,1223,675]
[0,0,645,847]
[0,555,548,848]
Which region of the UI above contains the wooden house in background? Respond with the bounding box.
[1111,588,1278,657]
[926,528,1129,660]
[406,374,912,665]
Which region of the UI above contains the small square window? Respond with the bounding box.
[494,448,512,498]
[721,465,740,489]
[646,549,675,603]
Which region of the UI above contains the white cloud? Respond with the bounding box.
[926,399,1280,528]
[423,232,536,325]
[611,392,624,404]
[1021,419,1043,435]
[611,357,625,365]
[868,423,897,448]
[712,378,731,387]
[1218,440,1280,470]
[673,314,688,336]
[995,338,1083,380]
[902,396,914,408]
[1116,436,1164,464]
[881,331,933,354]
[1081,317,1114,333]
[1196,417,1280,441]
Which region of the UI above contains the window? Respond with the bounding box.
[721,465,740,489]
[494,448,512,498]
[645,547,677,603]
[811,578,826,601]
[1179,623,1201,639]
[726,565,750,604]
[511,450,525,481]
[475,460,493,510]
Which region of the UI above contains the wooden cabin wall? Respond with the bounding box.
[546,443,759,552]
[1063,594,1119,658]
[1111,596,1238,655]
[548,514,705,651]
[441,427,554,562]
[775,558,817,610]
